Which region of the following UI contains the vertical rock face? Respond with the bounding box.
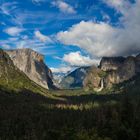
[101,56,140,87]
[83,55,140,91]
[0,49,49,94]
[104,57,135,87]
[6,48,54,89]
[99,57,126,71]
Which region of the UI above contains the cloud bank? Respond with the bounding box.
[57,0,140,58]
[63,51,99,67]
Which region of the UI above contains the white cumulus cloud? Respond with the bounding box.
[63,51,99,67]
[52,1,76,14]
[34,30,52,43]
[4,27,24,36]
[57,0,140,58]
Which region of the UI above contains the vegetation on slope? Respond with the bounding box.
[0,49,48,95]
[0,77,140,140]
[0,49,140,140]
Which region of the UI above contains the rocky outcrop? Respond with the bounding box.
[99,57,125,71]
[104,57,135,87]
[67,54,140,91]
[5,48,55,89]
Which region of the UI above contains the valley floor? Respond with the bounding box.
[0,87,140,140]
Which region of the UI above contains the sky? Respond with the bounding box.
[0,0,140,74]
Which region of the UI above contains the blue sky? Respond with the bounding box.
[0,0,140,73]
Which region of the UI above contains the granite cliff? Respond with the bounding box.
[62,54,140,91]
[99,57,126,71]
[84,55,140,90]
[0,49,47,94]
[6,48,55,89]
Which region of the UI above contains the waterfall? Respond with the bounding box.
[100,78,104,89]
[96,78,104,92]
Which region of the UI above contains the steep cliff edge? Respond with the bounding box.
[5,48,55,89]
[99,57,125,71]
[104,56,136,87]
[0,49,47,94]
[83,56,138,91]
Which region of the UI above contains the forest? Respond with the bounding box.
[0,79,140,140]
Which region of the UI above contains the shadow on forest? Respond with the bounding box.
[0,86,67,106]
[0,85,137,106]
[54,92,126,105]
[0,86,140,140]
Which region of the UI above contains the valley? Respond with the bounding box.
[1,0,140,139]
[0,84,140,140]
[0,48,140,140]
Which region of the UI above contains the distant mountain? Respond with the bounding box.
[6,48,56,89]
[53,72,66,88]
[61,54,140,91]
[0,49,47,94]
[60,67,90,89]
